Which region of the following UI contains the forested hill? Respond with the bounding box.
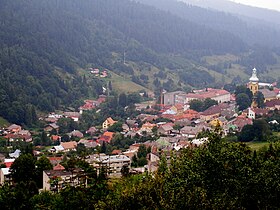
[0,0,248,125]
[137,0,280,48]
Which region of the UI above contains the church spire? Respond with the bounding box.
[249,68,259,83]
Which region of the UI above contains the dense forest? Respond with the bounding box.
[0,0,280,125]
[139,0,280,48]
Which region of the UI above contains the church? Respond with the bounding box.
[248,68,280,107]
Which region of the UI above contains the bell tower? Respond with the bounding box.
[248,68,259,107]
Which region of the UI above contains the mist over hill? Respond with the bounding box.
[137,0,280,48]
[1,0,280,124]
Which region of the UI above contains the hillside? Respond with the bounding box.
[137,0,280,48]
[1,0,280,125]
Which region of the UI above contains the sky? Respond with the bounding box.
[231,0,280,11]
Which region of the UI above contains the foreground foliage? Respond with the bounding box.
[1,133,280,209]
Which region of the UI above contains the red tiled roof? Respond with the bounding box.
[5,162,13,168]
[265,99,280,107]
[53,164,65,171]
[186,89,230,100]
[48,157,63,161]
[201,103,230,116]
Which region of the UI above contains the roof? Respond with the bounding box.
[265,99,280,107]
[53,145,64,151]
[232,116,253,130]
[9,149,21,158]
[1,168,11,176]
[201,103,230,116]
[61,141,77,150]
[186,88,230,100]
[48,156,63,161]
[112,149,122,155]
[53,164,65,171]
[105,117,116,124]
[259,89,277,99]
[51,135,61,141]
[159,124,173,132]
[70,130,84,138]
[7,124,21,131]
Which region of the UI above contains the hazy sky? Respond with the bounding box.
[231,0,280,11]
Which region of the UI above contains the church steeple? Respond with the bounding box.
[249,68,259,83]
[249,68,259,95]
[248,68,259,108]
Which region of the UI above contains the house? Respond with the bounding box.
[98,131,115,143]
[157,123,174,135]
[60,141,77,151]
[170,104,184,115]
[69,130,84,138]
[6,124,22,133]
[51,135,61,142]
[265,99,280,110]
[259,89,277,102]
[4,159,15,168]
[48,157,63,166]
[64,112,81,122]
[140,122,157,133]
[122,124,130,132]
[50,145,64,153]
[79,100,96,114]
[245,108,269,119]
[200,103,230,121]
[231,116,253,132]
[44,123,59,133]
[86,127,97,135]
[181,125,210,138]
[102,117,117,129]
[78,139,99,148]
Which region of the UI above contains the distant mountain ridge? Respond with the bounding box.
[136,0,280,48]
[180,0,280,26]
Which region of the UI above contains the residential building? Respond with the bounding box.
[87,154,130,175]
[42,169,86,192]
[102,117,117,129]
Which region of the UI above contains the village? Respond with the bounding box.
[1,68,280,192]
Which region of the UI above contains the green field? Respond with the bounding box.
[246,141,270,151]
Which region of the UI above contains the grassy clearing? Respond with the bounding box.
[108,71,149,94]
[246,141,270,151]
[203,54,239,65]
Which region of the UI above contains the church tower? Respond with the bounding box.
[248,68,259,107]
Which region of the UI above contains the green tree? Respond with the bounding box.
[203,98,218,110]
[35,156,53,188]
[189,99,204,112]
[253,119,272,141]
[107,122,123,132]
[118,93,127,107]
[236,93,251,111]
[239,124,255,142]
[10,154,36,184]
[256,91,265,108]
